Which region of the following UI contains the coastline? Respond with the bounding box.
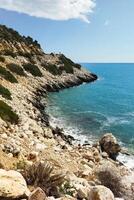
[46,88,134,171]
[0,25,134,199]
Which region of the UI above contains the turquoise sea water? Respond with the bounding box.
[47,63,134,152]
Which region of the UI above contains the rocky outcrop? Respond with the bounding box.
[99,133,121,160]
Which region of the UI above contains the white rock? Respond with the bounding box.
[35,143,47,152]
[0,169,30,199]
[1,133,8,139]
[88,185,114,200]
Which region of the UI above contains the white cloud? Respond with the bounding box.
[0,0,96,23]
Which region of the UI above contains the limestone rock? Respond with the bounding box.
[77,186,90,199]
[88,185,114,200]
[28,187,47,200]
[101,152,108,159]
[99,133,121,160]
[2,143,20,157]
[0,169,30,199]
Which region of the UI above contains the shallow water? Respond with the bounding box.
[47,63,134,151]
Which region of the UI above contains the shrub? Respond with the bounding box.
[43,63,62,76]
[59,181,74,196]
[60,55,74,74]
[95,162,123,197]
[0,66,18,83]
[0,84,12,100]
[0,100,19,123]
[0,56,5,63]
[23,161,65,195]
[74,63,81,69]
[7,63,26,76]
[4,50,16,58]
[23,63,42,77]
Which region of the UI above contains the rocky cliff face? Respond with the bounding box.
[0,24,97,172]
[0,24,97,130]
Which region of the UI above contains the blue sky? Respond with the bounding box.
[0,0,133,62]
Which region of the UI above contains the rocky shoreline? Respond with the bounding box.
[0,25,134,200]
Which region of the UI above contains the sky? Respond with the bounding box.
[0,0,133,63]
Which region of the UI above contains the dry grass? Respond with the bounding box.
[23,161,66,195]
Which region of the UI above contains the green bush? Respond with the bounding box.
[0,56,5,63]
[4,50,16,58]
[59,55,74,74]
[0,66,18,83]
[23,63,42,77]
[0,100,19,124]
[74,63,81,69]
[43,63,62,76]
[7,63,26,76]
[0,85,12,100]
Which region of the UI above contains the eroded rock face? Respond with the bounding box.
[88,185,114,200]
[0,169,30,199]
[99,133,121,160]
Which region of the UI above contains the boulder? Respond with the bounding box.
[99,133,121,160]
[28,187,47,200]
[88,185,114,200]
[0,169,30,199]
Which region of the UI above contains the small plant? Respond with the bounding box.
[15,159,27,170]
[23,63,42,77]
[59,181,74,196]
[23,161,65,195]
[0,66,18,83]
[0,56,5,63]
[0,100,19,123]
[0,84,12,100]
[7,63,26,76]
[95,163,123,197]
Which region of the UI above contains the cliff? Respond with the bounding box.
[0,25,133,200]
[0,24,97,136]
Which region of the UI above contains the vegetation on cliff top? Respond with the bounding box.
[0,100,19,123]
[0,25,41,48]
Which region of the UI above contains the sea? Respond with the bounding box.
[46,63,134,169]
